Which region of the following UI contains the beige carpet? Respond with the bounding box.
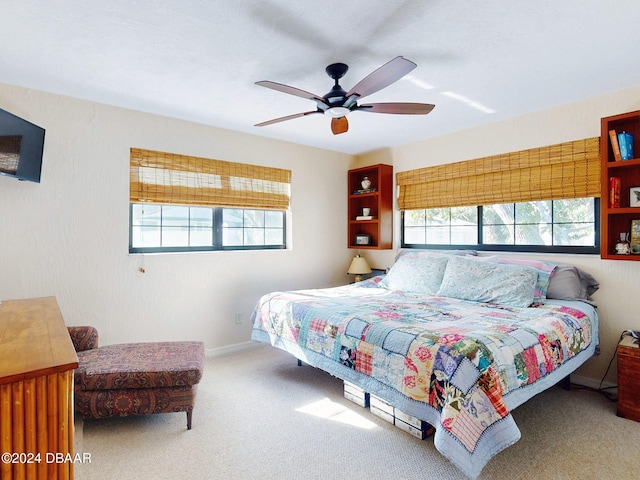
[75,344,638,480]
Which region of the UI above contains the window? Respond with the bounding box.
[397,137,601,254]
[222,208,285,247]
[404,206,478,245]
[402,198,599,254]
[130,204,286,252]
[129,148,291,253]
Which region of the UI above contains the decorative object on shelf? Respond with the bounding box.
[353,187,377,194]
[347,254,371,282]
[631,220,640,254]
[610,177,621,208]
[361,176,372,190]
[356,207,374,221]
[618,131,635,160]
[355,234,372,246]
[615,232,631,255]
[630,187,640,207]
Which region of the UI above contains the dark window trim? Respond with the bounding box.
[401,199,600,255]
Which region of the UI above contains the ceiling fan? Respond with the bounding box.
[254,56,435,135]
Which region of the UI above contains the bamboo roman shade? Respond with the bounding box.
[130,148,291,210]
[397,137,600,210]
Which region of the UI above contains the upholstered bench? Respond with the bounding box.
[68,326,204,429]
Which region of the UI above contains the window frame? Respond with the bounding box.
[401,198,600,254]
[129,203,287,253]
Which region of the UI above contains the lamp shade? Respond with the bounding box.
[348,255,371,275]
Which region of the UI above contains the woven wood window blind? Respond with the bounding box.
[397,137,600,210]
[130,148,291,210]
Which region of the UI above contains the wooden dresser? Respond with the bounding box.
[617,334,640,423]
[0,297,78,480]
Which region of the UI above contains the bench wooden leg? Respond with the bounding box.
[187,410,193,430]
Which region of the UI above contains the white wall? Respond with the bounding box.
[359,85,640,384]
[0,83,356,349]
[3,80,640,385]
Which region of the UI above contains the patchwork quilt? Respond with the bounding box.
[251,278,598,478]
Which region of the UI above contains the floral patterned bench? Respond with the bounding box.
[68,326,204,429]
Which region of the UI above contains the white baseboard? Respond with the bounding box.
[570,373,616,391]
[205,341,259,357]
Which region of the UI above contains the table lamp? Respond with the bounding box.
[347,254,371,282]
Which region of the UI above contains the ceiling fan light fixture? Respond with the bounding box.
[255,57,434,133]
[326,106,350,118]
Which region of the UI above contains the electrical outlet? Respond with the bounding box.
[234,312,242,325]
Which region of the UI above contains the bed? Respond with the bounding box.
[251,251,599,478]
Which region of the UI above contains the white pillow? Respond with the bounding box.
[380,252,449,294]
[436,255,538,308]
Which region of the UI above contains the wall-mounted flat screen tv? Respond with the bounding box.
[0,107,45,183]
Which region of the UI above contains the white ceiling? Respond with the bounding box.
[2,1,640,155]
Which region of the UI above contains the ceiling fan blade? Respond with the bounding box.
[255,81,325,103]
[345,56,417,100]
[331,117,348,135]
[255,110,320,127]
[358,102,435,114]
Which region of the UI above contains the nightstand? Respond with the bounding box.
[617,335,640,422]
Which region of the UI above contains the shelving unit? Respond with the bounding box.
[600,111,640,260]
[348,164,393,249]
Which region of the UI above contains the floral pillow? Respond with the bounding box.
[436,255,538,308]
[497,258,557,302]
[380,252,449,295]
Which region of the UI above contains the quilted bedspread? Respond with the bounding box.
[250,278,597,478]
